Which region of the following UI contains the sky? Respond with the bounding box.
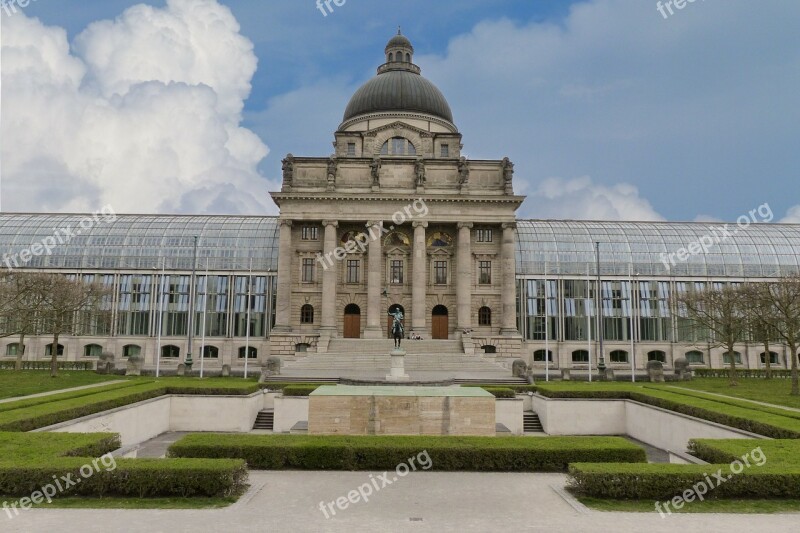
[1,0,798,223]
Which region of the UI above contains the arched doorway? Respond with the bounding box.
[344,304,361,338]
[432,305,449,339]
[387,304,405,338]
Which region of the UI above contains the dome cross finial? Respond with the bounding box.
[398,26,402,35]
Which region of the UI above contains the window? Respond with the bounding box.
[479,261,492,284]
[202,346,219,359]
[162,345,180,359]
[45,344,65,357]
[122,345,141,358]
[723,351,743,365]
[482,345,497,354]
[390,260,404,284]
[301,226,318,241]
[533,349,553,362]
[295,343,311,353]
[647,350,667,363]
[380,137,416,156]
[476,229,493,243]
[238,346,258,359]
[760,351,780,365]
[84,344,103,357]
[347,143,356,156]
[5,343,22,356]
[302,259,315,283]
[434,261,448,285]
[301,304,315,324]
[347,260,360,284]
[441,144,450,157]
[478,306,492,326]
[610,350,629,363]
[572,350,589,363]
[685,350,705,364]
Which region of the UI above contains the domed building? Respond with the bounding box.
[1,32,799,378]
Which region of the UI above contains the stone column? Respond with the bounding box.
[273,220,293,332]
[364,220,384,338]
[412,221,428,331]
[320,220,338,336]
[501,222,518,335]
[457,222,473,333]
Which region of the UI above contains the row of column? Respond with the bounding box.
[273,219,519,337]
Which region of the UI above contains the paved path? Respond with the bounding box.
[665,386,800,413]
[0,380,127,404]
[3,471,797,532]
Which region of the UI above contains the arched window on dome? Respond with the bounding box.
[405,53,411,62]
[388,52,394,62]
[380,137,416,157]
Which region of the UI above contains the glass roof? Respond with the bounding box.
[0,214,279,271]
[516,220,800,278]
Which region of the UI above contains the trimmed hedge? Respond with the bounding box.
[479,387,516,399]
[0,361,94,371]
[462,384,538,394]
[0,381,142,414]
[261,382,331,391]
[282,385,322,397]
[694,368,795,379]
[168,434,646,472]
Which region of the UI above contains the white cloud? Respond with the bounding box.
[1,0,276,215]
[782,206,800,224]
[528,176,664,221]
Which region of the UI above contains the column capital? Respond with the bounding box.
[457,222,474,230]
[412,221,429,229]
[279,219,293,228]
[366,220,384,228]
[501,222,517,230]
[321,220,339,228]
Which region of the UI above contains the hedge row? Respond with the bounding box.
[461,384,538,394]
[0,381,143,414]
[694,368,795,379]
[281,385,322,397]
[168,434,646,472]
[261,382,331,391]
[0,361,94,371]
[478,387,516,399]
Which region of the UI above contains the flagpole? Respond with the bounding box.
[587,264,592,383]
[200,258,208,379]
[629,264,636,383]
[156,258,165,379]
[544,262,550,382]
[244,258,252,379]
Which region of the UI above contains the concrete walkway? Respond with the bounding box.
[0,380,127,404]
[665,386,800,414]
[3,471,797,532]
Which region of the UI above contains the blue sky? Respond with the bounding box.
[4,0,799,222]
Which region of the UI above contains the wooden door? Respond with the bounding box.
[431,306,449,339]
[343,305,361,338]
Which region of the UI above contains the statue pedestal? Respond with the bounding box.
[386,349,410,382]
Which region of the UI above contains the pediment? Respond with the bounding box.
[365,121,431,138]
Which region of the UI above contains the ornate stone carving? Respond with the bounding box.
[281,153,294,189]
[370,157,382,187]
[501,157,514,194]
[457,222,474,229]
[414,157,426,187]
[326,155,338,191]
[458,156,470,189]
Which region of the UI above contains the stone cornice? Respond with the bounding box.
[271,193,525,206]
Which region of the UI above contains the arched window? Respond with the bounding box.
[239,346,258,359]
[722,351,742,365]
[301,304,315,324]
[647,350,666,363]
[123,345,141,358]
[426,232,452,247]
[161,345,180,359]
[5,343,23,356]
[685,350,704,364]
[610,350,629,363]
[388,52,394,62]
[533,349,553,362]
[202,346,219,359]
[572,350,589,363]
[45,344,65,357]
[84,344,103,357]
[478,307,492,326]
[482,345,497,354]
[405,53,411,62]
[760,351,780,365]
[380,137,416,156]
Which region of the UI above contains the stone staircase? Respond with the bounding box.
[523,411,544,433]
[252,409,274,431]
[280,339,518,381]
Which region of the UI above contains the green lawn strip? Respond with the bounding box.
[0,380,145,414]
[689,439,800,466]
[579,497,800,514]
[168,434,646,472]
[650,386,800,422]
[260,382,334,391]
[461,384,538,393]
[668,378,800,410]
[0,371,125,399]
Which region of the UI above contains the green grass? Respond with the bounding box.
[579,497,800,514]
[670,378,800,410]
[0,371,126,399]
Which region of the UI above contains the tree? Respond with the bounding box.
[38,275,109,377]
[741,282,780,379]
[674,283,749,386]
[0,272,53,370]
[759,274,800,396]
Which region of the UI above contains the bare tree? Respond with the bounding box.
[0,272,54,370]
[39,276,109,377]
[759,274,800,396]
[741,282,780,379]
[674,283,749,386]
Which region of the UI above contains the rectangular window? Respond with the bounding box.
[301,226,319,241]
[347,260,360,283]
[479,261,492,284]
[476,229,493,243]
[441,144,450,157]
[434,261,448,285]
[302,259,315,283]
[347,143,356,156]
[390,260,404,284]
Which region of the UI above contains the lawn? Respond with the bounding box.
[669,378,800,410]
[0,371,126,399]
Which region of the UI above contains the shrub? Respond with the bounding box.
[0,361,94,371]
[478,387,516,399]
[462,384,537,394]
[260,382,331,391]
[168,434,646,472]
[282,385,322,396]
